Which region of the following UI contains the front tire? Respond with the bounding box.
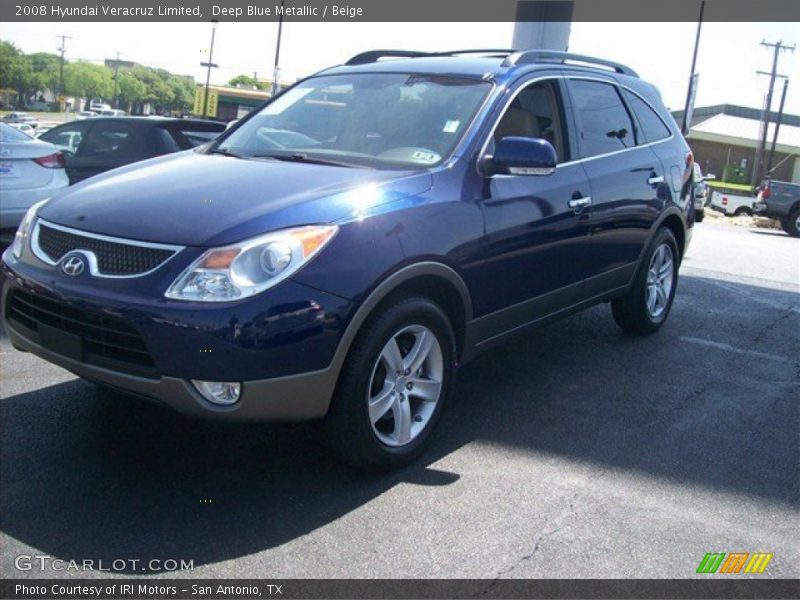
[324,295,456,471]
[695,208,705,223]
[611,227,679,335]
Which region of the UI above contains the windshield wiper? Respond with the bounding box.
[253,153,365,168]
[207,147,248,159]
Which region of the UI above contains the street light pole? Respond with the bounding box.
[201,20,219,119]
[681,0,704,135]
[272,0,285,96]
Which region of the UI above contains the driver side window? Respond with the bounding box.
[492,80,568,163]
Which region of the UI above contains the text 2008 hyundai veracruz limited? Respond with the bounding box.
[2,50,695,470]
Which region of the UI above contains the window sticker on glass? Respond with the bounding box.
[443,120,460,133]
[412,150,440,163]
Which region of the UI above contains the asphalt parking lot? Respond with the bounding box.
[1,221,798,580]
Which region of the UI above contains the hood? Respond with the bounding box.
[38,151,433,246]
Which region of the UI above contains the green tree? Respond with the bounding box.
[167,74,195,111]
[117,70,147,112]
[228,74,270,91]
[0,41,33,105]
[25,52,61,102]
[63,61,114,110]
[129,66,174,112]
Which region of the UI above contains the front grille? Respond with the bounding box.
[36,222,177,276]
[6,289,157,378]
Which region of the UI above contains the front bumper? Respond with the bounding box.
[6,322,338,420]
[1,248,353,421]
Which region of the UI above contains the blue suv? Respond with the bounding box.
[1,50,694,470]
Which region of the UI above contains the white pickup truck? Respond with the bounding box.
[709,189,756,217]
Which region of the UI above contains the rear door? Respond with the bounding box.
[565,77,665,292]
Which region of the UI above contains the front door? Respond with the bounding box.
[472,77,594,335]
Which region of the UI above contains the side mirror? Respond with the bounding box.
[483,136,557,176]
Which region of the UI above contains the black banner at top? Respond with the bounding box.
[2,0,800,22]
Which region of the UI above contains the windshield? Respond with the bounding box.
[215,73,491,169]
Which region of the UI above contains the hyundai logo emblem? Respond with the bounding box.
[61,255,86,277]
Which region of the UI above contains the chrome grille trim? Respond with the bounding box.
[31,218,185,279]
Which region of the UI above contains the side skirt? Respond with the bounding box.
[461,262,637,363]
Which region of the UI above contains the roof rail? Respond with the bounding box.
[442,49,517,57]
[502,50,639,77]
[345,50,433,65]
[344,49,516,66]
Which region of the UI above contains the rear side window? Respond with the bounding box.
[39,123,89,154]
[623,89,671,143]
[77,122,141,159]
[569,79,635,158]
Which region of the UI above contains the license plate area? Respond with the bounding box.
[37,322,83,362]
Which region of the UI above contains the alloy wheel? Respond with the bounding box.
[367,325,444,447]
[645,243,674,319]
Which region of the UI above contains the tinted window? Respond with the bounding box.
[77,122,139,159]
[570,80,635,157]
[623,89,671,143]
[40,123,89,154]
[492,80,568,162]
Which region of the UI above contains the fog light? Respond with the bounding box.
[192,380,241,405]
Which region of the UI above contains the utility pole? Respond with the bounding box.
[56,34,72,110]
[752,40,795,185]
[681,0,704,135]
[200,20,219,118]
[765,76,790,178]
[272,0,285,96]
[111,51,121,109]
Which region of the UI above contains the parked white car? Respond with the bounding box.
[2,112,38,129]
[74,111,99,120]
[0,123,69,236]
[99,109,127,117]
[7,123,35,137]
[709,189,755,217]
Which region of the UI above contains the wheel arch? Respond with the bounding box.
[654,209,687,261]
[330,261,473,377]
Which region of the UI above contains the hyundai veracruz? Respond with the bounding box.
[1,50,695,471]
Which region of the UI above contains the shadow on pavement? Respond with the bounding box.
[1,274,798,572]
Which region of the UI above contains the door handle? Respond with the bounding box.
[648,175,665,185]
[568,196,592,209]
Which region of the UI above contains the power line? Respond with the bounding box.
[56,34,72,102]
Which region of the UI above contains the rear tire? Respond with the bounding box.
[734,207,753,217]
[781,208,800,238]
[323,295,456,472]
[695,208,705,223]
[612,227,679,335]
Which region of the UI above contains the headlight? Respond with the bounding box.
[165,225,338,302]
[11,199,48,259]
